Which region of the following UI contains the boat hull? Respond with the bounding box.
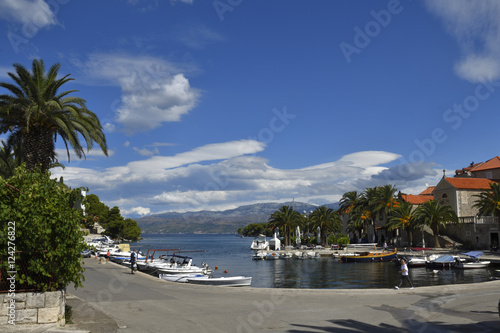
[340,250,397,263]
[187,276,252,287]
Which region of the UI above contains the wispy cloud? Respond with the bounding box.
[0,0,57,33]
[74,53,200,135]
[425,0,500,82]
[172,23,225,49]
[52,143,442,217]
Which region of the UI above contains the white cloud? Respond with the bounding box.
[133,146,159,156]
[0,0,57,34]
[172,23,225,49]
[0,66,12,79]
[75,53,200,134]
[52,143,442,217]
[425,0,500,82]
[55,148,114,161]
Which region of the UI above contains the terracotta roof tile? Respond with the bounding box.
[470,156,500,172]
[445,177,497,190]
[419,186,435,195]
[401,194,433,205]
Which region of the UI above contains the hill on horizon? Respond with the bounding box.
[137,201,339,234]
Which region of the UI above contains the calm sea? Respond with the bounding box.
[131,234,498,289]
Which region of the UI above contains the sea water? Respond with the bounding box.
[132,234,498,289]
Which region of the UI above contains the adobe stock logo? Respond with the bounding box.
[339,0,410,64]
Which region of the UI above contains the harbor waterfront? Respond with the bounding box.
[130,234,500,289]
[63,258,500,333]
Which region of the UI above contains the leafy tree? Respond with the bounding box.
[473,182,500,220]
[122,218,141,241]
[0,165,85,291]
[309,206,342,246]
[0,59,108,171]
[414,200,458,248]
[105,206,125,239]
[84,193,109,229]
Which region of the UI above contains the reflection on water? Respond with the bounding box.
[253,258,497,289]
[136,234,498,289]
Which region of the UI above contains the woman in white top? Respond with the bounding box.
[395,259,414,290]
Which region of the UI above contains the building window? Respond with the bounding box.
[442,193,448,199]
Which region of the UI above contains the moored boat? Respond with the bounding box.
[159,273,207,283]
[250,235,269,250]
[339,249,397,263]
[425,255,456,269]
[187,276,252,287]
[454,251,491,269]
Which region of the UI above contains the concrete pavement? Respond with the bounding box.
[60,258,500,333]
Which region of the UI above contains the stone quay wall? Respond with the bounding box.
[0,290,65,327]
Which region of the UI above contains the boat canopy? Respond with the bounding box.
[433,255,455,263]
[460,251,483,258]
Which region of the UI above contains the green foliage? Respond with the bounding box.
[122,218,141,241]
[328,233,350,247]
[0,165,85,291]
[241,222,271,237]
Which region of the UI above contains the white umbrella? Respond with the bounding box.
[296,226,301,245]
[317,226,321,245]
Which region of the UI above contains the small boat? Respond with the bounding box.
[279,252,292,259]
[252,251,267,260]
[264,253,280,260]
[159,273,207,283]
[250,235,269,250]
[425,255,456,269]
[339,249,397,263]
[187,276,252,287]
[454,251,491,269]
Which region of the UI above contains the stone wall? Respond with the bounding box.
[0,290,65,327]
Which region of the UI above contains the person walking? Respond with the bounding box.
[130,249,137,274]
[383,241,388,252]
[395,259,413,290]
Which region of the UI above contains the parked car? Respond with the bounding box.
[81,249,92,258]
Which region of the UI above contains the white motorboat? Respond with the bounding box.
[250,235,269,250]
[159,273,208,283]
[454,251,491,269]
[187,276,252,287]
[252,251,267,260]
[150,256,211,275]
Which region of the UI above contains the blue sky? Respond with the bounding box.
[1,0,500,217]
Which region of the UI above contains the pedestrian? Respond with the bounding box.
[130,249,137,274]
[395,259,413,290]
[383,241,387,252]
[106,250,110,261]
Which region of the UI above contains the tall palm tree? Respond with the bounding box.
[309,206,342,246]
[386,201,415,246]
[414,200,458,248]
[374,184,399,223]
[340,191,365,241]
[0,59,108,171]
[473,183,500,221]
[268,205,301,246]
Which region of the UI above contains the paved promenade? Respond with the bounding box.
[61,258,500,333]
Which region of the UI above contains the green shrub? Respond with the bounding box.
[0,166,85,291]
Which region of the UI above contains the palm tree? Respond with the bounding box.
[268,205,301,246]
[374,184,399,223]
[0,59,108,171]
[473,183,500,221]
[414,200,458,248]
[386,201,415,246]
[340,191,364,242]
[309,206,342,246]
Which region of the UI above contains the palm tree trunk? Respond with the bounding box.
[432,227,441,248]
[24,126,54,171]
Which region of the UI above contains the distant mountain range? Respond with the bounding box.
[137,201,339,234]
